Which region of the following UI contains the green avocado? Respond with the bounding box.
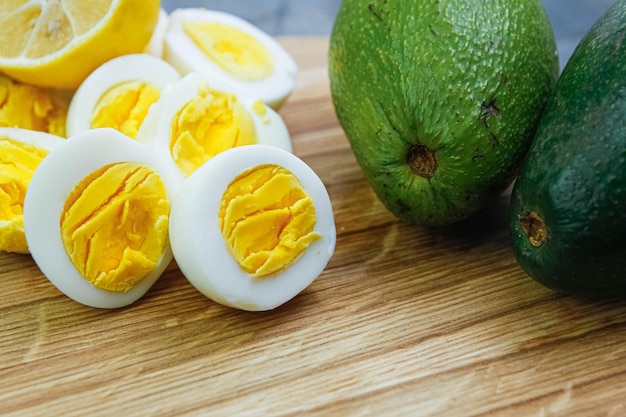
[509,0,626,297]
[328,0,559,226]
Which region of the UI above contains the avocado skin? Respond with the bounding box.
[328,0,558,226]
[510,0,626,297]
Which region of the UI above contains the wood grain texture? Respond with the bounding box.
[2,37,626,417]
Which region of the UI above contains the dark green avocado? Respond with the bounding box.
[509,0,626,297]
[328,0,559,226]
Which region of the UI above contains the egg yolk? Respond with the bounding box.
[183,21,275,81]
[0,137,49,253]
[0,73,68,137]
[60,162,170,292]
[252,99,267,117]
[170,82,256,177]
[252,99,271,124]
[91,81,161,139]
[219,164,321,278]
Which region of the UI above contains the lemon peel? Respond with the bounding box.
[0,0,160,89]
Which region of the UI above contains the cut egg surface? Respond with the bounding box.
[23,128,182,308]
[66,53,181,139]
[163,8,298,109]
[0,127,64,254]
[137,72,292,181]
[0,72,70,137]
[170,144,336,311]
[145,8,171,58]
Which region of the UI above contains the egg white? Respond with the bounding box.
[0,127,65,150]
[66,53,181,138]
[0,128,65,254]
[23,128,182,308]
[169,144,336,311]
[145,8,171,58]
[136,72,293,182]
[162,8,298,110]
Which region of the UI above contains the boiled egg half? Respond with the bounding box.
[145,8,171,58]
[66,53,181,139]
[163,8,298,109]
[170,144,336,311]
[137,72,292,181]
[23,128,181,308]
[0,73,71,137]
[0,127,64,254]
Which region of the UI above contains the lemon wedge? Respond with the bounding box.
[0,0,160,89]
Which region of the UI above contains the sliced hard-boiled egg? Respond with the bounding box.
[169,144,336,311]
[145,8,171,58]
[0,73,70,137]
[23,128,182,308]
[137,72,292,181]
[163,8,298,109]
[0,127,64,254]
[66,54,181,139]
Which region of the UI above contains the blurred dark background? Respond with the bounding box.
[160,0,616,68]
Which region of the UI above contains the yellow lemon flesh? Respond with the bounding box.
[91,81,161,139]
[219,164,321,278]
[183,21,275,81]
[60,162,170,292]
[0,73,68,137]
[0,0,160,88]
[170,82,256,177]
[0,137,49,253]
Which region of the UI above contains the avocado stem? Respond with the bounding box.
[518,210,547,247]
[407,144,437,178]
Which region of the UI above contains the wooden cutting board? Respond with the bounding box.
[3,37,626,417]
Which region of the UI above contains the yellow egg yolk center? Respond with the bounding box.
[219,164,321,278]
[60,162,170,293]
[0,137,49,253]
[183,21,275,81]
[170,82,256,177]
[0,73,68,137]
[91,81,161,139]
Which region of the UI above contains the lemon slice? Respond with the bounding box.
[0,0,160,89]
